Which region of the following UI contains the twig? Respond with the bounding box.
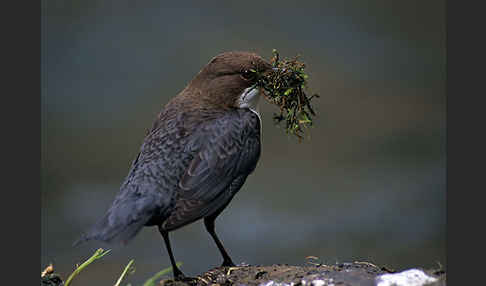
[41,264,54,277]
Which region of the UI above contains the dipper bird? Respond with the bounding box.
[74,51,273,279]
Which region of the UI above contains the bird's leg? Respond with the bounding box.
[158,226,185,280]
[204,217,235,267]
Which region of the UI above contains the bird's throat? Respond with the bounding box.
[237,87,261,119]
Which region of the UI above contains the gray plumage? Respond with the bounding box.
[75,109,260,245]
[74,51,272,279]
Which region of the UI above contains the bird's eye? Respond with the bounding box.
[241,69,256,81]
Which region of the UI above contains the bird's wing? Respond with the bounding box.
[162,109,261,229]
[179,109,261,201]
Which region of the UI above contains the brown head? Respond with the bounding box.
[173,51,273,112]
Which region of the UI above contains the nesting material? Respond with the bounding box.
[252,49,319,140]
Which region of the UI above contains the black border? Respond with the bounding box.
[448,0,485,285]
[5,1,40,286]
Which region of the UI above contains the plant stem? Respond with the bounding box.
[64,248,111,286]
[114,259,135,286]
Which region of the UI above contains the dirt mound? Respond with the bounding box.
[161,262,446,286]
[40,261,446,286]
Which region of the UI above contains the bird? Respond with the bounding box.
[74,51,273,280]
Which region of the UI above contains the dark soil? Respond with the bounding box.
[161,262,446,286]
[41,261,446,286]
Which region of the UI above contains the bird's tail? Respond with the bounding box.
[73,210,148,247]
[73,185,166,247]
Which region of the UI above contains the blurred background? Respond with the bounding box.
[41,1,446,285]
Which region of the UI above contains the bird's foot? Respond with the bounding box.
[173,276,196,283]
[221,259,235,267]
[173,270,190,282]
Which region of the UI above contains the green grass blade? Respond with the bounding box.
[114,259,135,286]
[64,248,111,286]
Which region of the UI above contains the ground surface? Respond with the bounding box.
[161,262,446,286]
[41,262,446,286]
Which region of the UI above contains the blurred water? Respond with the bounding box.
[41,160,445,285]
[41,1,445,285]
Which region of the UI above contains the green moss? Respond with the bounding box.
[253,49,319,141]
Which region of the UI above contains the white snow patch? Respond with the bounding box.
[375,269,438,286]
